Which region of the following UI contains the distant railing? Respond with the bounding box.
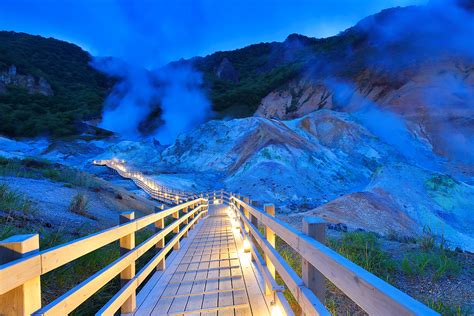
[227,194,439,316]
[93,159,195,204]
[0,197,208,315]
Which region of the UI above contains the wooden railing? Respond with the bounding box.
[93,159,194,204]
[228,193,439,316]
[0,197,208,316]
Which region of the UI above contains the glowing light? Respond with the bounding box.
[271,304,283,316]
[243,238,251,253]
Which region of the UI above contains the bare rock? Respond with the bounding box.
[216,58,239,83]
[0,64,54,96]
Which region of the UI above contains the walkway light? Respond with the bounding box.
[271,303,283,316]
[243,238,251,253]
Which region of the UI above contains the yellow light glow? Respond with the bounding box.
[271,304,283,316]
[243,238,251,253]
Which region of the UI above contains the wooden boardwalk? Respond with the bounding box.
[134,205,271,315]
[0,173,439,316]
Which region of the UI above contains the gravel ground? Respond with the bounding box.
[0,176,138,231]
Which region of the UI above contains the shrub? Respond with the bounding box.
[419,226,435,251]
[0,183,34,216]
[68,192,91,218]
[401,250,461,280]
[426,299,468,316]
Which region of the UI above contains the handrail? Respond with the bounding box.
[229,195,438,316]
[0,197,208,315]
[230,201,329,316]
[93,159,194,204]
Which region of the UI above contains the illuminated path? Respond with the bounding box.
[0,160,438,316]
[134,204,272,316]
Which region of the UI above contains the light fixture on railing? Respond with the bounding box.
[234,221,240,231]
[243,238,250,253]
[271,302,283,316]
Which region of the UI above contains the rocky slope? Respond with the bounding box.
[179,2,474,177]
[254,58,474,178]
[137,109,473,251]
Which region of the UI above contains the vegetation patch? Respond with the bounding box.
[401,250,461,280]
[68,192,95,220]
[0,183,35,217]
[0,31,111,138]
[425,175,458,193]
[0,156,100,189]
[327,231,396,281]
[401,227,462,281]
[426,299,468,316]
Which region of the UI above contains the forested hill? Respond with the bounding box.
[0,31,112,138]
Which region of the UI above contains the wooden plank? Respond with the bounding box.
[218,245,234,316]
[40,221,136,274]
[134,218,205,315]
[232,197,437,316]
[169,303,249,315]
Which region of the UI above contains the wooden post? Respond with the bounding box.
[119,211,136,314]
[242,203,250,233]
[183,206,189,237]
[244,197,258,261]
[190,202,196,220]
[0,234,41,315]
[154,206,166,271]
[173,210,180,250]
[264,204,276,296]
[302,217,326,304]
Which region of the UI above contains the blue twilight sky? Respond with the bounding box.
[0,0,427,68]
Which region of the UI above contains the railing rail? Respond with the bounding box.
[228,195,439,316]
[0,197,208,316]
[93,159,194,204]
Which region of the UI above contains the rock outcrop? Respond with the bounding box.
[0,65,53,96]
[215,58,239,83]
[255,58,474,176]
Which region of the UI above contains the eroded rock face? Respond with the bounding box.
[255,58,474,172]
[155,109,474,250]
[0,65,53,96]
[255,80,333,119]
